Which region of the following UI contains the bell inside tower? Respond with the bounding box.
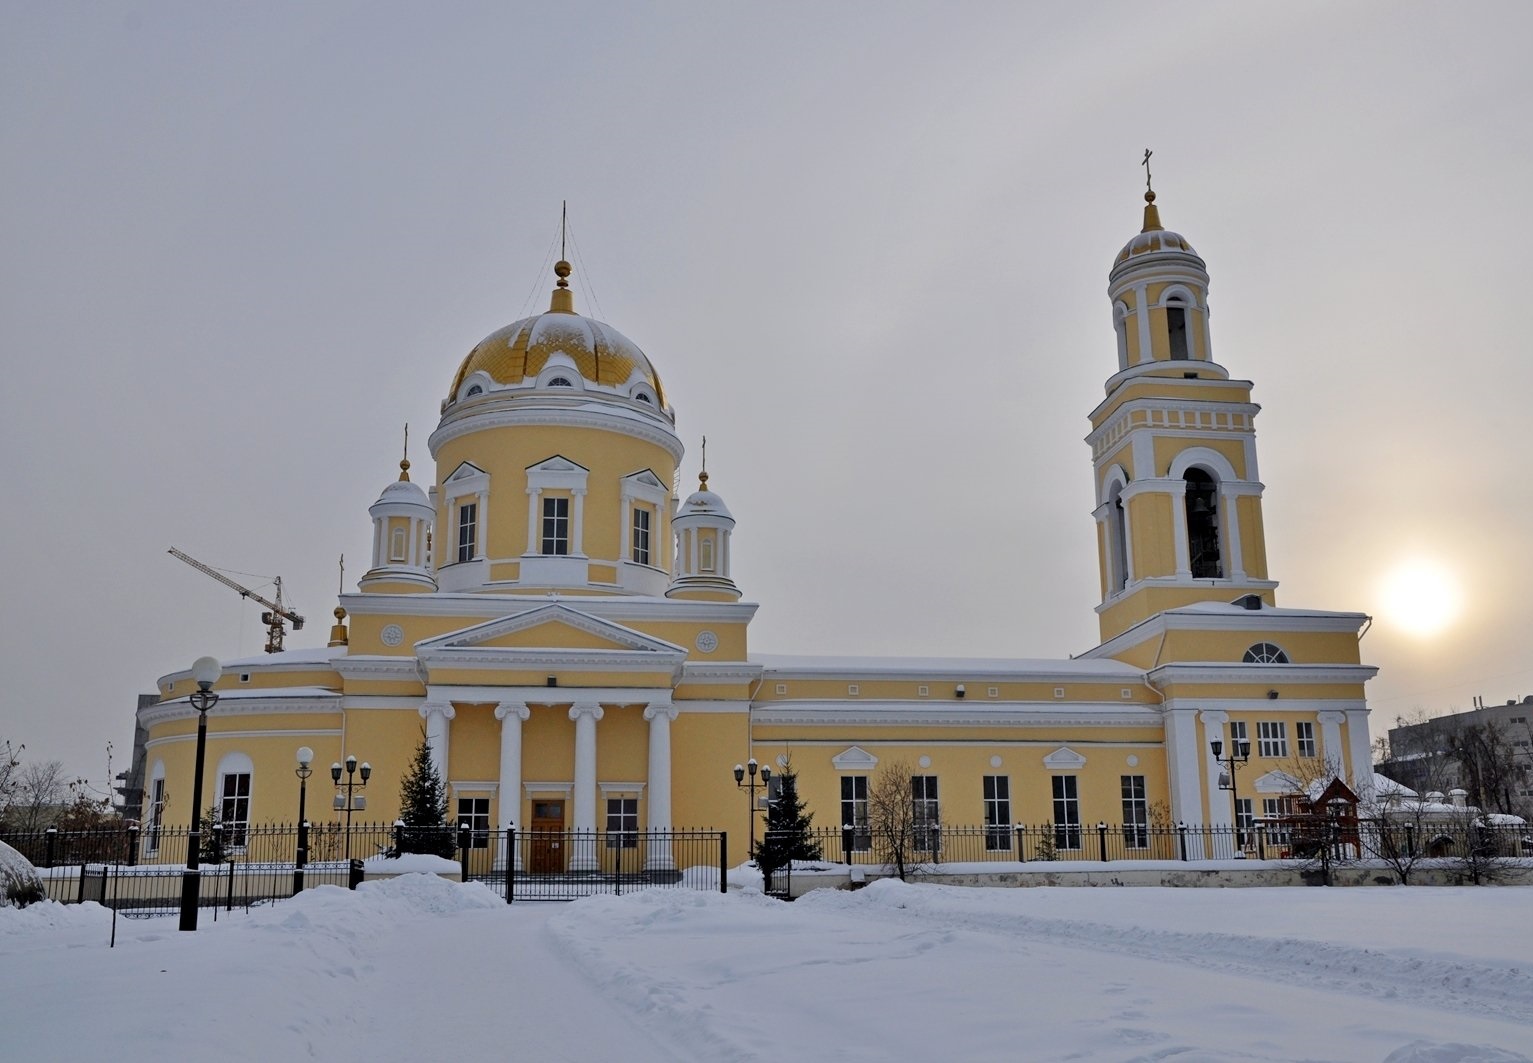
[1184,468,1222,579]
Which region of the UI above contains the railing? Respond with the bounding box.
[2,824,730,909]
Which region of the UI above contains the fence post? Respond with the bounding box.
[1256,825,1266,861]
[458,821,471,883]
[225,859,235,912]
[1404,823,1415,858]
[615,835,623,898]
[348,858,364,890]
[45,826,57,869]
[842,823,853,866]
[719,831,728,894]
[1016,825,1025,861]
[127,824,140,867]
[505,827,516,904]
[1177,822,1188,862]
[1097,822,1108,862]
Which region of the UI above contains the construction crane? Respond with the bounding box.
[168,547,306,654]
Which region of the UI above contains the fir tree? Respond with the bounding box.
[394,730,455,858]
[753,765,821,892]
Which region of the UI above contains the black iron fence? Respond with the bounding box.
[2,824,729,910]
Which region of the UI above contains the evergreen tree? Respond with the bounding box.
[753,766,821,892]
[393,730,455,858]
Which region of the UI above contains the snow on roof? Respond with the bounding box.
[162,686,339,703]
[219,646,347,668]
[751,653,1141,677]
[1173,601,1367,619]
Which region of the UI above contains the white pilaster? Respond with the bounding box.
[569,702,603,871]
[1221,487,1246,581]
[1344,709,1375,804]
[1317,710,1347,778]
[643,701,678,871]
[419,702,456,784]
[1171,479,1191,579]
[495,701,531,870]
[1163,707,1206,858]
[572,488,586,556]
[1198,709,1232,829]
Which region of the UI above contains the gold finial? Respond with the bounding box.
[554,200,571,289]
[329,558,349,647]
[554,259,571,289]
[334,605,347,621]
[399,424,411,480]
[1140,148,1163,233]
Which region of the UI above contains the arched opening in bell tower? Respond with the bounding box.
[1184,468,1222,578]
[1166,300,1190,360]
[1108,481,1129,593]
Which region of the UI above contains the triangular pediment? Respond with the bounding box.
[1042,746,1087,770]
[446,461,487,483]
[831,745,879,771]
[627,469,666,490]
[417,604,686,657]
[1253,770,1302,794]
[526,454,588,474]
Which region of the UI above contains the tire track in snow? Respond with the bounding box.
[825,888,1533,1027]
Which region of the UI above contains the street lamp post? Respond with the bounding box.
[179,656,221,932]
[293,746,313,896]
[1210,734,1252,856]
[732,757,772,855]
[331,754,371,863]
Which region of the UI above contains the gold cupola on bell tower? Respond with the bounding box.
[1086,161,1277,644]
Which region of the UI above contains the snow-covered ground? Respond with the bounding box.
[2,875,1529,1062]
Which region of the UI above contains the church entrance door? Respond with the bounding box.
[530,800,566,873]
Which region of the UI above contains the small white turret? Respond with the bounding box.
[360,454,436,593]
[667,468,739,601]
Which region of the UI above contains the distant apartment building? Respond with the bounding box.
[1378,695,1533,815]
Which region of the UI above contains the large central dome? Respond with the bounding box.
[446,262,667,408]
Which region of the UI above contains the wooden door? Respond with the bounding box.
[530,800,566,873]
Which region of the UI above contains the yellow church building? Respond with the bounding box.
[138,185,1377,870]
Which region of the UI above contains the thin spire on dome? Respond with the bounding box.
[551,201,576,313]
[699,435,709,487]
[399,423,411,481]
[1140,148,1163,233]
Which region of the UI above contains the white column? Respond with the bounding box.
[1344,709,1375,804]
[495,701,530,870]
[569,702,603,871]
[621,495,633,561]
[476,490,488,558]
[525,487,540,555]
[1171,479,1191,579]
[1134,282,1152,364]
[572,488,587,557]
[1199,709,1232,829]
[419,702,456,784]
[1221,488,1246,581]
[643,701,678,871]
[1317,710,1347,778]
[1163,707,1206,859]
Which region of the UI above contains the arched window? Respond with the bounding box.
[389,526,407,563]
[466,384,483,397]
[635,392,652,404]
[547,376,573,388]
[1243,642,1290,664]
[1166,297,1190,360]
[699,535,715,573]
[1113,302,1131,369]
[1108,481,1128,593]
[1184,468,1222,578]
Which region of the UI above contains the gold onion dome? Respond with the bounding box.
[1115,189,1199,265]
[448,261,667,407]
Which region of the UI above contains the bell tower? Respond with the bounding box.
[1087,167,1277,643]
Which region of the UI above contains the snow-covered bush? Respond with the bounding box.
[1,839,44,908]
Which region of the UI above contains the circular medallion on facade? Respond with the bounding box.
[695,630,718,653]
[1126,754,1139,767]
[380,623,405,647]
[918,755,932,769]
[989,755,1003,768]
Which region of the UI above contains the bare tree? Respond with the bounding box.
[1444,720,1522,816]
[0,740,22,826]
[867,760,921,882]
[8,761,68,832]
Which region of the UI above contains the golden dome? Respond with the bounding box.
[447,278,667,407]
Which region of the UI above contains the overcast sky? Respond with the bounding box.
[3,1,1531,789]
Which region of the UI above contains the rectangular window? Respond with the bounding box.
[541,496,569,555]
[456,502,477,563]
[911,775,940,852]
[219,772,251,849]
[1121,775,1149,849]
[1235,797,1254,848]
[1296,721,1316,758]
[457,797,490,849]
[1262,797,1290,846]
[147,777,165,854]
[1052,775,1081,850]
[1228,720,1248,748]
[389,525,408,563]
[840,776,870,851]
[1258,721,1289,758]
[631,506,651,566]
[983,776,1011,850]
[605,797,638,848]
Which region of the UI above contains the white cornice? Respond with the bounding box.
[429,404,684,463]
[750,659,1139,683]
[1082,605,1369,659]
[333,655,424,681]
[417,603,687,656]
[139,695,343,728]
[752,701,1163,728]
[680,662,764,683]
[337,592,758,625]
[1088,396,1259,445]
[1148,663,1379,686]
